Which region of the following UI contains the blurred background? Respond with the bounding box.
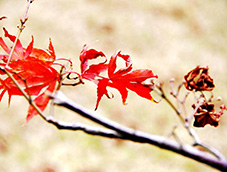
[0,0,227,171]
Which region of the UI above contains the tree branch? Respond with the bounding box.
[48,91,227,171]
[46,116,123,139]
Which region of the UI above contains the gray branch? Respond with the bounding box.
[46,116,123,139]
[47,91,227,171]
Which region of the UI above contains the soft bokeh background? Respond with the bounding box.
[0,0,227,171]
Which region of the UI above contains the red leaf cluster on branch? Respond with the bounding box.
[0,29,158,122]
[0,28,60,122]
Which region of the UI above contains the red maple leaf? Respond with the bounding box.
[79,46,158,109]
[79,45,107,84]
[96,51,158,109]
[0,28,60,122]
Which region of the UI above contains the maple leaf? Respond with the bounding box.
[95,51,158,109]
[78,46,158,109]
[0,28,60,122]
[80,45,106,74]
[79,45,108,84]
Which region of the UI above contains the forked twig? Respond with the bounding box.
[155,82,226,162]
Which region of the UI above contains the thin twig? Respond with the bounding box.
[155,84,185,123]
[155,82,226,162]
[6,0,33,66]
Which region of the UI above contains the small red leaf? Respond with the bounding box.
[80,45,105,73]
[80,48,158,109]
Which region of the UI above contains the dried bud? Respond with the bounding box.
[184,66,215,92]
[192,102,223,127]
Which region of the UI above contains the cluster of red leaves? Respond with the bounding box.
[184,66,226,127]
[79,45,158,110]
[0,27,225,129]
[0,28,60,122]
[0,29,158,123]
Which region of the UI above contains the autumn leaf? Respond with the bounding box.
[0,28,60,122]
[79,45,108,85]
[0,28,158,121]
[78,47,158,109]
[80,45,106,73]
[96,51,158,109]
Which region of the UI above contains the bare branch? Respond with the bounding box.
[46,116,123,139]
[48,91,227,171]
